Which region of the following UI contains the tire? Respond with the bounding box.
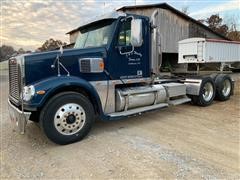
[40,92,95,145]
[191,77,216,106]
[215,74,233,101]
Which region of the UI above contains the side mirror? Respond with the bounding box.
[131,19,143,47]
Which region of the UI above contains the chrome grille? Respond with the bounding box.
[9,59,21,101]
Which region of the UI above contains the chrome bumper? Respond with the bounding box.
[8,99,31,134]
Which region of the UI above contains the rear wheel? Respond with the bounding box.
[40,92,95,145]
[191,77,216,106]
[215,74,233,101]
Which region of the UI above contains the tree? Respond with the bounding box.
[181,6,189,15]
[201,14,240,41]
[225,14,240,41]
[205,14,228,36]
[0,45,16,62]
[37,38,67,52]
[228,31,240,41]
[18,48,25,54]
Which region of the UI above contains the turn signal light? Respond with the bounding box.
[99,61,104,71]
[36,90,46,95]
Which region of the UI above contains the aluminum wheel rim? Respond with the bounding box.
[54,103,86,135]
[202,82,214,102]
[222,79,231,97]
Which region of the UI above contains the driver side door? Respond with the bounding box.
[108,17,150,80]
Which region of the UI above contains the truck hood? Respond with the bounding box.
[24,47,107,85]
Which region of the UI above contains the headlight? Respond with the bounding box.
[22,85,35,102]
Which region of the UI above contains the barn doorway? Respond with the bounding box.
[160,53,187,73]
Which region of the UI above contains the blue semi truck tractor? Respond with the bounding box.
[8,11,234,144]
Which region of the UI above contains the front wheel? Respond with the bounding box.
[40,92,95,145]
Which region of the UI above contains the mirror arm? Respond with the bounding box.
[121,15,134,22]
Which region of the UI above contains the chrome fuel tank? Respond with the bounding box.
[116,84,167,112]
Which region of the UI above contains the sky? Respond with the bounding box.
[1,0,240,51]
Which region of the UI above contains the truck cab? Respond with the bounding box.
[8,11,234,145]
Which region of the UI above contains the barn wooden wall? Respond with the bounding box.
[157,9,189,53]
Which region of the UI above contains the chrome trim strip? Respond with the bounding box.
[20,56,25,115]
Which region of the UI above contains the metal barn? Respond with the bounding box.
[66,3,229,72]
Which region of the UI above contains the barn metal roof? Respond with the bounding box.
[117,3,229,40]
[66,11,126,34]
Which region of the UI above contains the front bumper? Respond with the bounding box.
[8,99,31,134]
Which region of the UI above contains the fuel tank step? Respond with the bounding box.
[109,103,168,118]
[169,96,191,106]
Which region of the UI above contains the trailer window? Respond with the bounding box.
[118,19,131,46]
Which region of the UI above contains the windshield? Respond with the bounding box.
[74,19,116,49]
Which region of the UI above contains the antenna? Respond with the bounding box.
[103,2,105,14]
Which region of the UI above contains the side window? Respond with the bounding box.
[118,19,131,46]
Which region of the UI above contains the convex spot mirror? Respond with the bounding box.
[131,19,143,47]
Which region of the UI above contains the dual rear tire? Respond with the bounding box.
[191,75,233,106]
[215,74,233,101]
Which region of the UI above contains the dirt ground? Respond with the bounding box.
[0,70,239,179]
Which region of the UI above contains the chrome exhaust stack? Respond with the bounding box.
[150,10,162,76]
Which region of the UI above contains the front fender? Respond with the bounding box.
[24,76,104,116]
